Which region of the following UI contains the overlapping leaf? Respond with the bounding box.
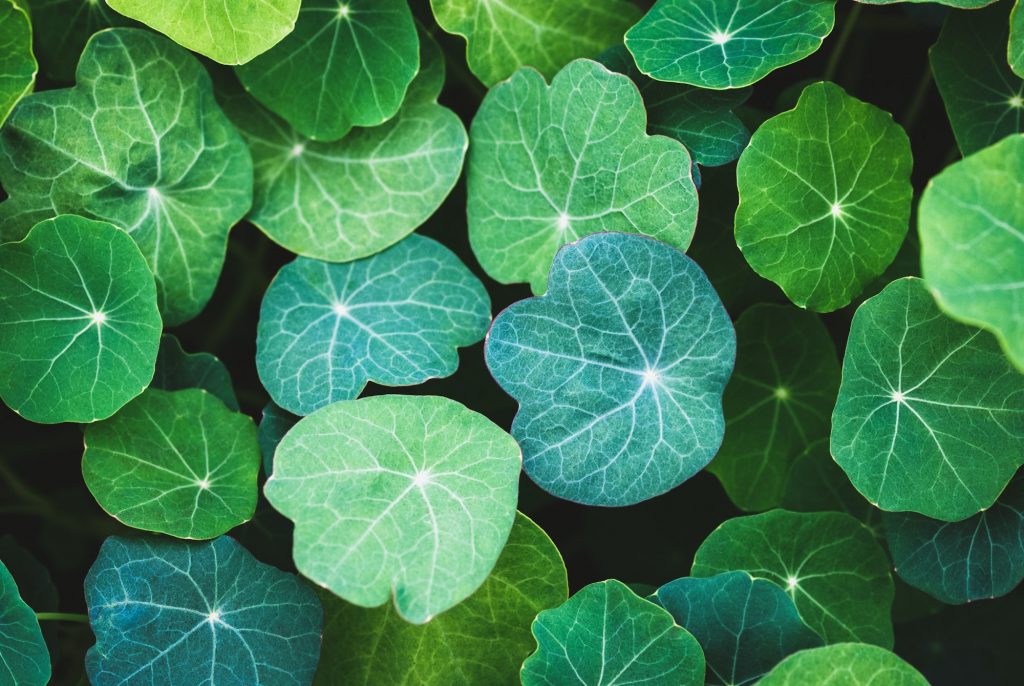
[781,439,881,535]
[0,560,49,686]
[258,402,297,476]
[1012,1,1024,78]
[25,0,136,82]
[758,643,929,686]
[0,0,35,126]
[152,334,238,411]
[857,0,996,7]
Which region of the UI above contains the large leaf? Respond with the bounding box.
[0,560,49,686]
[84,535,322,686]
[0,28,254,325]
[82,388,261,540]
[831,277,1024,521]
[104,0,300,65]
[429,0,641,87]
[313,512,567,685]
[256,234,491,416]
[152,334,238,411]
[692,510,894,647]
[236,0,419,141]
[264,394,521,624]
[0,0,34,126]
[625,0,836,89]
[25,0,135,82]
[0,215,161,424]
[485,232,735,506]
[759,643,928,685]
[708,304,840,511]
[521,580,705,686]
[919,134,1024,372]
[467,59,698,293]
[930,2,1023,156]
[735,81,913,312]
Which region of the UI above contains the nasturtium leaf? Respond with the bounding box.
[236,0,419,141]
[153,334,238,411]
[0,537,57,614]
[82,388,260,540]
[467,59,698,293]
[708,305,840,511]
[930,2,1024,156]
[264,394,521,624]
[1012,1,1024,79]
[692,510,895,647]
[314,512,567,685]
[625,0,836,89]
[0,28,254,326]
[429,0,641,87]
[256,234,491,416]
[758,643,929,686]
[25,0,136,82]
[735,81,913,312]
[0,0,34,126]
[856,0,996,7]
[884,474,1024,605]
[222,30,466,263]
[0,559,50,686]
[919,134,1024,372]
[0,215,161,424]
[485,232,735,506]
[654,571,823,686]
[258,402,297,477]
[84,535,323,686]
[104,0,300,65]
[831,277,1024,521]
[521,579,705,686]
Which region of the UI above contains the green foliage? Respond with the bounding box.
[0,0,35,126]
[856,0,996,7]
[0,559,50,686]
[1012,0,1024,78]
[152,334,239,411]
[757,643,929,685]
[25,0,135,82]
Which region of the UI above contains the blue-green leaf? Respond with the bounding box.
[0,559,49,686]
[153,334,238,411]
[258,402,298,477]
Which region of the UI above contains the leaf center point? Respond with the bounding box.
[332,302,350,318]
[710,30,732,45]
[830,202,843,218]
[90,310,107,326]
[1009,95,1023,109]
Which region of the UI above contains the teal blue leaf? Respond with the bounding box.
[256,234,491,416]
[84,535,322,686]
[153,334,238,411]
[0,559,50,686]
[485,232,735,506]
[258,402,298,477]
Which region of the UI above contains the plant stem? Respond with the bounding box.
[824,4,863,82]
[901,65,933,134]
[35,612,89,624]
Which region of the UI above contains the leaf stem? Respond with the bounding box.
[901,64,933,134]
[824,4,863,82]
[35,612,89,624]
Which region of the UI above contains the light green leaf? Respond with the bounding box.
[919,134,1024,371]
[264,395,521,624]
[236,0,419,141]
[429,0,641,87]
[0,560,49,686]
[625,0,836,89]
[758,643,928,686]
[24,0,135,82]
[468,59,698,293]
[735,81,913,312]
[104,0,300,64]
[930,2,1023,156]
[256,234,491,416]
[521,579,705,686]
[0,215,161,424]
[1012,0,1024,78]
[831,277,1024,521]
[0,0,35,126]
[708,304,839,511]
[152,334,238,411]
[856,0,996,7]
[82,388,261,540]
[0,28,254,325]
[692,510,894,647]
[313,512,567,685]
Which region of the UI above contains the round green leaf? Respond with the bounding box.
[82,388,261,540]
[0,215,161,424]
[521,580,705,686]
[930,2,1024,156]
[25,0,136,82]
[84,535,323,686]
[0,0,35,126]
[152,334,238,411]
[258,401,297,477]
[485,232,735,506]
[0,28,254,325]
[105,0,300,65]
[0,537,57,613]
[313,512,567,685]
[1012,0,1024,79]
[256,234,491,416]
[429,0,642,87]
[831,277,1024,521]
[625,0,836,89]
[467,59,698,293]
[236,0,419,141]
[735,81,913,312]
[758,643,929,686]
[919,134,1024,372]
[708,304,840,511]
[264,394,521,624]
[654,571,823,686]
[856,0,996,7]
[692,510,895,647]
[0,559,50,686]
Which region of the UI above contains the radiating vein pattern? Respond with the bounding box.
[486,232,735,506]
[0,560,50,686]
[84,536,323,686]
[831,278,1024,521]
[758,643,929,686]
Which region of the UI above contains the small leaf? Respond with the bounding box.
[256,234,491,416]
[258,402,298,477]
[0,215,161,424]
[0,0,35,126]
[1012,0,1024,79]
[0,559,50,686]
[84,535,323,686]
[24,0,136,82]
[485,232,735,506]
[152,334,238,411]
[264,394,521,624]
[757,643,928,686]
[521,580,705,686]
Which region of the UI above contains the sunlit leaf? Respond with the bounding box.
[0,559,49,686]
[1012,0,1024,79]
[152,334,238,411]
[759,643,928,685]
[0,0,35,126]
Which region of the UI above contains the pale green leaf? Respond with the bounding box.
[758,643,928,686]
[0,0,35,126]
[1012,0,1024,78]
